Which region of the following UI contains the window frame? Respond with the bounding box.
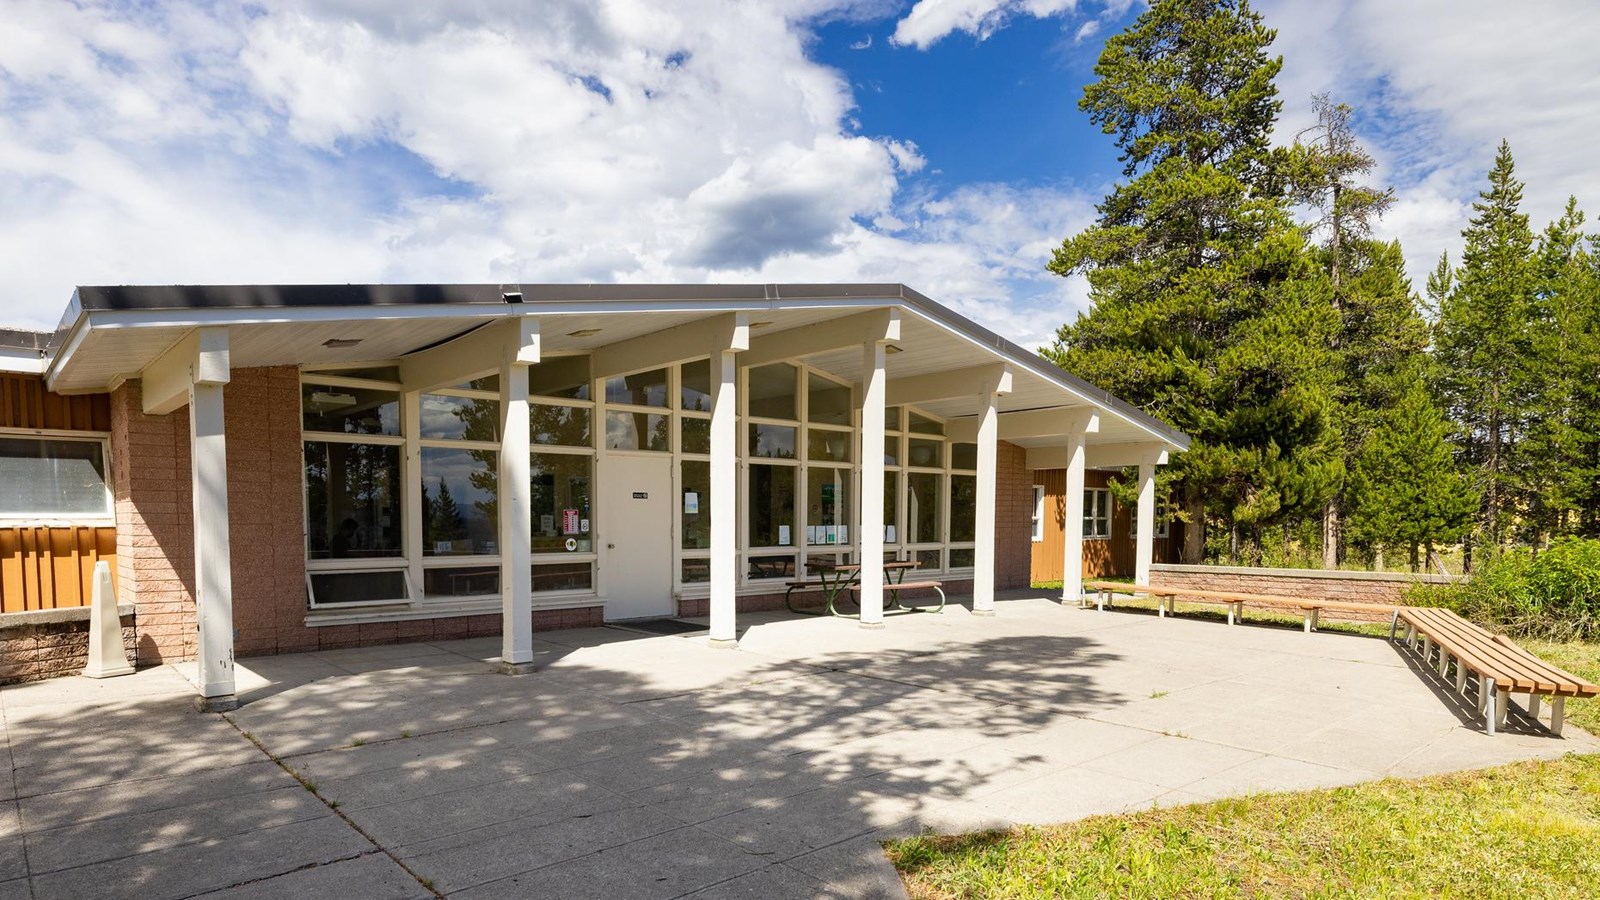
[1031,485,1045,543]
[0,428,115,524]
[1083,487,1112,540]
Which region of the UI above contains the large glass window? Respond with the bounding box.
[529,356,591,400]
[951,442,977,471]
[806,469,849,546]
[420,448,498,556]
[748,465,795,548]
[681,359,712,411]
[304,441,403,560]
[532,453,594,552]
[806,429,851,463]
[532,405,592,446]
[682,461,710,550]
[749,423,796,459]
[747,363,797,420]
[419,394,498,441]
[905,471,942,545]
[808,374,851,426]
[605,368,669,407]
[302,382,400,435]
[0,436,110,517]
[950,474,977,542]
[605,411,669,451]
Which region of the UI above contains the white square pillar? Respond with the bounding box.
[190,379,235,709]
[709,348,739,645]
[1135,462,1156,587]
[1061,427,1088,606]
[498,357,535,673]
[858,341,887,628]
[972,389,999,616]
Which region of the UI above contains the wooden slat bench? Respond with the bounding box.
[1084,581,1394,632]
[1392,606,1599,736]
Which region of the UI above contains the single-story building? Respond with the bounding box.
[0,284,1187,707]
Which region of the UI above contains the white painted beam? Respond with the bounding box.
[885,364,1011,408]
[1026,440,1167,471]
[592,312,751,380]
[400,317,539,394]
[498,323,538,674]
[740,308,899,369]
[972,389,999,616]
[190,354,236,708]
[858,340,888,629]
[708,348,740,646]
[141,328,229,415]
[1062,426,1088,608]
[1135,462,1156,587]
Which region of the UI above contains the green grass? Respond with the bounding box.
[1522,639,1600,735]
[887,754,1600,900]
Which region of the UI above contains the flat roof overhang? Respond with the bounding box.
[38,283,1190,452]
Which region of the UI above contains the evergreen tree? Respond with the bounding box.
[1287,94,1405,566]
[1521,199,1600,541]
[1045,0,1341,562]
[1434,141,1538,552]
[428,478,466,547]
[1347,380,1478,570]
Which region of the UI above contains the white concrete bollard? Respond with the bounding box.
[83,560,134,679]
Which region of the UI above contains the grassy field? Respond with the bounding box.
[887,754,1600,899]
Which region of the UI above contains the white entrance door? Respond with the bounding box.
[600,453,674,619]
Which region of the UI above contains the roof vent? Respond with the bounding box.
[322,338,362,349]
[502,290,524,303]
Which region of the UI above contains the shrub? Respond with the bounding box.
[1404,538,1600,641]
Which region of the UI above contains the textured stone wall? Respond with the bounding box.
[0,613,137,685]
[994,440,1031,590]
[110,379,194,665]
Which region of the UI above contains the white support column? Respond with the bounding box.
[1061,426,1088,607]
[191,376,235,709]
[858,341,888,629]
[498,319,539,674]
[972,389,999,616]
[709,348,740,646]
[1134,462,1155,587]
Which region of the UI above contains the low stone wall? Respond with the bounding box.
[1,606,138,685]
[1148,564,1465,621]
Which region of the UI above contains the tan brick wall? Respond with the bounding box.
[995,440,1031,590]
[0,615,138,684]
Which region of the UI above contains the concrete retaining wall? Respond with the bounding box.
[0,606,137,685]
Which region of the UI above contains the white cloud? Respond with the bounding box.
[0,0,1083,344]
[891,0,1079,49]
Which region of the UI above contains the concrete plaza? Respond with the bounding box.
[3,593,1594,899]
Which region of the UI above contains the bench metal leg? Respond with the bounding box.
[1552,696,1566,736]
[1226,602,1237,626]
[1454,660,1468,694]
[1389,610,1400,641]
[1302,608,1319,633]
[1483,676,1497,735]
[1528,693,1541,720]
[1496,688,1511,731]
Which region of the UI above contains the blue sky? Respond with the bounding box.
[2,1,1598,349]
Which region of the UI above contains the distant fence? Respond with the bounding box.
[1149,563,1465,616]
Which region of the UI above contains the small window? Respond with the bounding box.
[1130,496,1172,539]
[907,438,943,469]
[1031,485,1045,542]
[1084,488,1112,539]
[908,411,944,435]
[680,417,710,455]
[948,548,975,569]
[532,405,592,447]
[529,356,591,400]
[0,436,111,518]
[951,442,977,470]
[420,394,498,441]
[605,368,669,408]
[747,364,798,420]
[308,569,410,607]
[533,562,594,592]
[302,382,400,435]
[807,374,852,426]
[747,554,796,580]
[681,359,712,411]
[749,423,796,459]
[423,565,500,599]
[806,429,851,463]
[604,411,669,451]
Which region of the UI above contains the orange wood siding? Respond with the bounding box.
[0,373,111,431]
[0,374,117,611]
[0,526,117,612]
[1029,468,1182,585]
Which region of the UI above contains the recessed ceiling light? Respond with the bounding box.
[323,338,362,349]
[566,328,602,337]
[884,344,904,354]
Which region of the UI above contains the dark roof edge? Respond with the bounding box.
[60,282,1189,448]
[0,328,53,354]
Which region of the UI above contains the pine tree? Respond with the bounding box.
[1287,94,1404,566]
[429,478,466,547]
[1347,380,1478,570]
[1045,0,1342,562]
[1434,141,1537,552]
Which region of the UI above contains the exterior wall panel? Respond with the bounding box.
[1029,467,1182,585]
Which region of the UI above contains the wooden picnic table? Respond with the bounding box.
[786,560,944,617]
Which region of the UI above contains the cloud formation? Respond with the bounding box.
[0,0,1086,348]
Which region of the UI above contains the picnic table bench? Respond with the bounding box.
[786,560,944,618]
[1085,581,1393,632]
[1392,606,1599,736]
